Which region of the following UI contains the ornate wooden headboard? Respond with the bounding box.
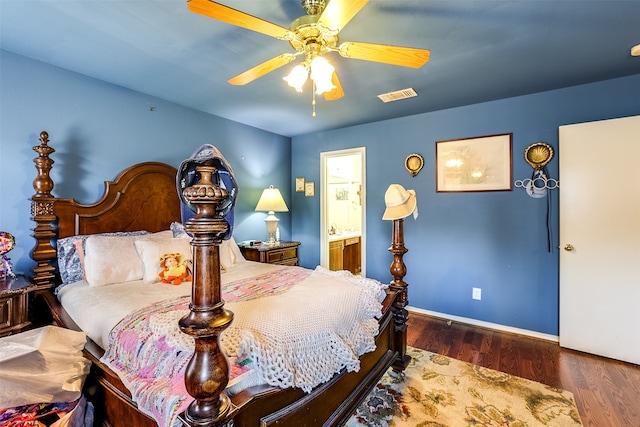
[30,131,181,287]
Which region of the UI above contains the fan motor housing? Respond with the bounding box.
[289,15,338,55]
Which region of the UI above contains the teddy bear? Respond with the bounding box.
[157,252,192,285]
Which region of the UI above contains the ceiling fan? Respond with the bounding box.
[187,0,430,102]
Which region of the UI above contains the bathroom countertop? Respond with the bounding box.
[328,231,361,242]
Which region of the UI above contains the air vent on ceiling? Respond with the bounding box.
[377,88,418,103]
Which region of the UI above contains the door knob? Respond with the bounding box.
[564,244,574,252]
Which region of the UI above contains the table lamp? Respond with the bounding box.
[255,186,288,244]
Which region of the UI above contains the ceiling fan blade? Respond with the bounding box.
[318,0,369,33]
[338,42,430,68]
[324,72,344,101]
[228,53,297,86]
[188,0,290,39]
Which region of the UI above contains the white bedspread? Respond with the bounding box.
[149,266,384,392]
[229,267,382,391]
[56,260,281,348]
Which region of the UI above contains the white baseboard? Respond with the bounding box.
[408,306,559,342]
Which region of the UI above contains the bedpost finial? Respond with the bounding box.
[32,131,56,198]
[182,166,230,238]
[40,131,49,145]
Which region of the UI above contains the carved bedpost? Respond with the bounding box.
[389,218,411,371]
[30,131,58,287]
[178,165,234,427]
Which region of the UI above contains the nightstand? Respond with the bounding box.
[0,275,54,337]
[238,241,301,266]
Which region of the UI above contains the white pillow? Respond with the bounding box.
[83,230,172,287]
[135,236,193,283]
[225,236,246,264]
[219,240,234,271]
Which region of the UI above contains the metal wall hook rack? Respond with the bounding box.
[514,177,560,190]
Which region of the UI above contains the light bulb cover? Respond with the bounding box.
[310,56,336,94]
[284,63,309,92]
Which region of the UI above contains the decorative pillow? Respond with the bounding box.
[56,230,149,285]
[73,239,87,280]
[83,230,172,287]
[170,222,190,239]
[134,237,193,283]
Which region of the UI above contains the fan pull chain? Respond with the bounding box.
[312,82,317,117]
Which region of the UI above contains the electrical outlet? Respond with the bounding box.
[472,287,482,300]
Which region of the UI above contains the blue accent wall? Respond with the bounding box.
[291,74,640,336]
[0,50,291,274]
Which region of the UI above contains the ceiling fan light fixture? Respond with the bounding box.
[284,63,309,92]
[309,56,336,94]
[188,0,431,107]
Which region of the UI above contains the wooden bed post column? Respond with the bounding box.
[30,131,58,287]
[389,218,411,371]
[178,165,234,426]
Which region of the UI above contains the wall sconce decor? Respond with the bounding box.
[305,181,315,197]
[514,142,559,252]
[514,142,559,198]
[404,153,424,177]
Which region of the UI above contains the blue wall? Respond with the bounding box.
[291,74,640,336]
[3,48,639,337]
[0,50,292,275]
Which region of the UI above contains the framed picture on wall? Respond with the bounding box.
[305,181,315,197]
[436,133,512,192]
[296,177,305,192]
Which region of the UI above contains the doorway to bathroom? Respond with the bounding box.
[320,147,366,276]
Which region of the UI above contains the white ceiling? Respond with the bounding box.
[2,0,639,137]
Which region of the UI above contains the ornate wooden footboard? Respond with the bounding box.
[29,131,409,427]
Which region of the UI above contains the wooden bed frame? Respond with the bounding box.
[29,131,411,427]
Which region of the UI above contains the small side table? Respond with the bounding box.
[0,275,52,337]
[238,241,301,266]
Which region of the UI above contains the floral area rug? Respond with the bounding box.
[346,346,583,427]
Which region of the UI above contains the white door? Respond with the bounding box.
[559,115,640,365]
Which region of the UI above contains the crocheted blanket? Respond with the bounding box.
[101,266,383,427]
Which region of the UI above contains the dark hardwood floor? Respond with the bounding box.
[406,313,640,427]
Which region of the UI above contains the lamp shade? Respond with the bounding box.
[255,186,289,212]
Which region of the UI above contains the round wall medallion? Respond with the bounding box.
[405,153,424,177]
